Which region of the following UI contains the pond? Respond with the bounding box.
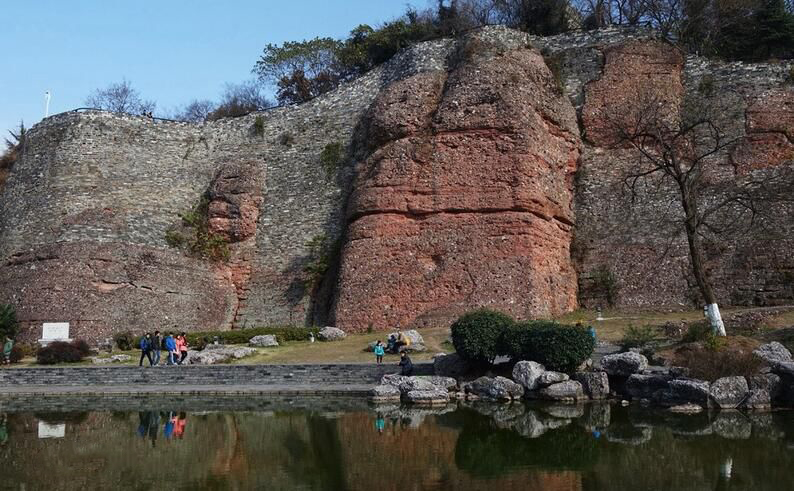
[1,396,793,490]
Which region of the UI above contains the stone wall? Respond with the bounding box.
[1,26,792,340]
[0,363,432,387]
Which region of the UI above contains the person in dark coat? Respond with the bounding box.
[398,352,413,376]
[139,333,153,367]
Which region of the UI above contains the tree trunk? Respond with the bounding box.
[680,184,727,336]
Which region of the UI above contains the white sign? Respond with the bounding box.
[42,322,70,341]
[38,421,66,439]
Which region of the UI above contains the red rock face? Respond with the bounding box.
[732,88,794,174]
[2,242,237,343]
[581,40,684,147]
[333,35,581,331]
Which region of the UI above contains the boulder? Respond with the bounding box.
[511,361,546,391]
[465,376,524,401]
[249,335,279,347]
[389,329,425,346]
[600,352,648,376]
[573,371,610,400]
[537,380,585,402]
[772,361,794,379]
[625,374,670,400]
[433,352,468,378]
[317,326,346,341]
[748,373,782,401]
[399,343,426,353]
[190,346,256,365]
[709,376,749,409]
[741,389,771,410]
[370,384,401,402]
[753,342,792,365]
[537,371,569,387]
[404,388,450,405]
[380,375,456,393]
[667,378,711,406]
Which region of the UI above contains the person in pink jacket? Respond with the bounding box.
[175,333,189,365]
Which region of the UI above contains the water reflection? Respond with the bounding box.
[0,400,793,490]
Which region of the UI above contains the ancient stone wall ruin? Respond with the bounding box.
[0,26,792,340]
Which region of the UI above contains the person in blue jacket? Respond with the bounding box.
[164,333,177,365]
[374,340,385,364]
[139,333,153,367]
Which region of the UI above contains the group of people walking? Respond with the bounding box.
[139,331,188,366]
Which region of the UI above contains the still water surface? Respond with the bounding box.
[1,399,793,490]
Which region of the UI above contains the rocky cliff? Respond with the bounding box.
[1,26,792,341]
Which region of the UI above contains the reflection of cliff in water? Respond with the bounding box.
[2,402,794,490]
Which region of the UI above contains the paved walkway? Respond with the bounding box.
[0,384,373,396]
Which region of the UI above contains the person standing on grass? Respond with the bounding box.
[2,336,13,365]
[139,333,153,367]
[151,330,162,366]
[374,340,385,365]
[165,333,177,365]
[176,332,189,365]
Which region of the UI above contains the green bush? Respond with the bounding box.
[682,321,712,343]
[0,304,18,340]
[36,340,89,365]
[451,309,515,364]
[508,321,595,372]
[9,345,24,363]
[185,326,319,348]
[620,324,657,350]
[113,331,135,351]
[320,142,343,179]
[252,115,265,136]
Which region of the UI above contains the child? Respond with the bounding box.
[374,340,385,365]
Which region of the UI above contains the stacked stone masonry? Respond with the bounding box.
[0,26,792,340]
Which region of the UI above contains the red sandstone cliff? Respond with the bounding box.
[332,32,582,330]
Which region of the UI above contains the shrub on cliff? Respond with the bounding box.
[451,309,515,364]
[0,303,19,340]
[36,340,90,365]
[508,321,595,372]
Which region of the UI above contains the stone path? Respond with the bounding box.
[0,384,373,396]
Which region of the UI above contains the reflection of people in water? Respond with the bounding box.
[375,413,385,434]
[137,411,161,447]
[164,412,176,439]
[173,412,187,439]
[0,412,8,446]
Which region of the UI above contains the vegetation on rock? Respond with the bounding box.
[165,196,230,262]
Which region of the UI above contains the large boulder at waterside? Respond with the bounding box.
[625,374,670,400]
[434,352,468,377]
[370,384,401,402]
[381,375,457,393]
[573,371,610,400]
[753,342,792,365]
[317,326,346,341]
[536,380,585,402]
[249,335,279,347]
[600,352,648,376]
[537,371,569,387]
[404,388,450,405]
[465,376,524,401]
[709,376,749,409]
[741,389,772,410]
[190,346,256,364]
[655,378,710,407]
[512,361,546,390]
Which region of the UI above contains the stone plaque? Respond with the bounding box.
[42,322,70,340]
[38,421,66,439]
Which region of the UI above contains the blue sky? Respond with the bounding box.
[0,0,421,137]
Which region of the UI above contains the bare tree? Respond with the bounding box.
[170,99,216,122]
[206,80,273,120]
[609,91,793,335]
[85,79,156,115]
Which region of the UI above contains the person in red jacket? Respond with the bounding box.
[175,333,189,365]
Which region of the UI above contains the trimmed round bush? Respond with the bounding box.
[508,321,595,373]
[451,309,514,364]
[36,341,88,365]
